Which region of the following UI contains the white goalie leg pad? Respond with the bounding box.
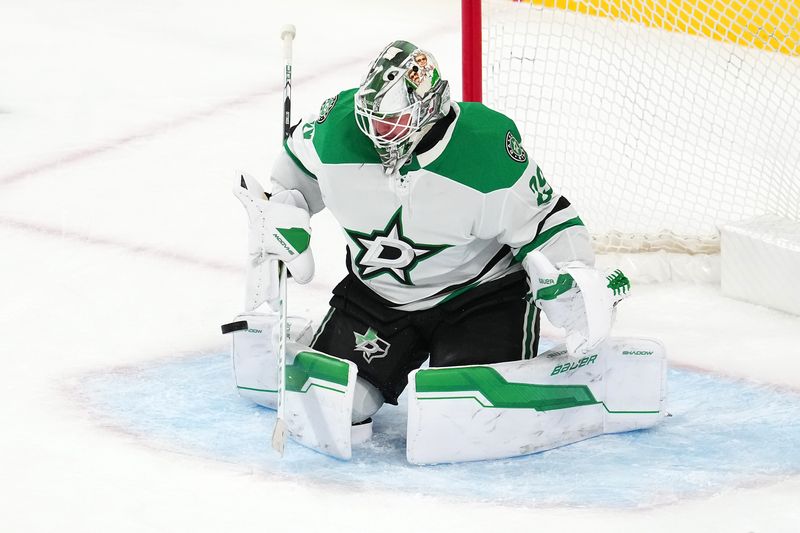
[283,341,359,460]
[406,337,667,465]
[227,312,314,409]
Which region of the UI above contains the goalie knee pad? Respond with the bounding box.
[352,377,383,424]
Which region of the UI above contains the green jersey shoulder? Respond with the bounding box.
[424,102,530,193]
[292,89,535,195]
[298,88,380,165]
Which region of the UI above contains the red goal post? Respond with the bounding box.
[462,0,483,102]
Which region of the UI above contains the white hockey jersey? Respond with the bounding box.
[272,88,593,311]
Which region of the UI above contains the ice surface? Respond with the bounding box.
[79,353,800,509]
[3,0,800,530]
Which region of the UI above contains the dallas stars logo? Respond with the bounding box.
[505,130,528,163]
[354,328,390,363]
[345,207,449,286]
[316,95,338,124]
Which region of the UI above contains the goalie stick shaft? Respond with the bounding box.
[271,23,296,456]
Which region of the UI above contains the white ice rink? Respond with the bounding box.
[2,0,799,531]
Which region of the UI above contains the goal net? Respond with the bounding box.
[466,0,800,255]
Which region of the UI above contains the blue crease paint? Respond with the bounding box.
[79,353,800,508]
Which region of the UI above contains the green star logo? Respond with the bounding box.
[345,207,450,286]
[354,327,390,363]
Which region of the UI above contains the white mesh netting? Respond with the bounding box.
[481,0,800,254]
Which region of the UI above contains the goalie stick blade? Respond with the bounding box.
[271,417,288,456]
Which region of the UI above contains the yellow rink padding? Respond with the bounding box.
[524,0,800,56]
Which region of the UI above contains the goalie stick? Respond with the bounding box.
[270,23,296,456]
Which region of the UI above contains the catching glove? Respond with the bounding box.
[524,251,630,356]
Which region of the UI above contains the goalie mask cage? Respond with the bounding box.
[462,0,800,255]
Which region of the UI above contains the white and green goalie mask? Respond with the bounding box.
[355,40,451,172]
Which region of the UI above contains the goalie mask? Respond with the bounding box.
[355,40,451,173]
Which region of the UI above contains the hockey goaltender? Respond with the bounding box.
[224,40,667,464]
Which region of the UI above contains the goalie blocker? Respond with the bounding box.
[225,312,667,463]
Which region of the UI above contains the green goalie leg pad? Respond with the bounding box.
[406,337,667,465]
[283,341,359,460]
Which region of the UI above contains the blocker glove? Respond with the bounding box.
[233,173,314,284]
[524,250,630,356]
